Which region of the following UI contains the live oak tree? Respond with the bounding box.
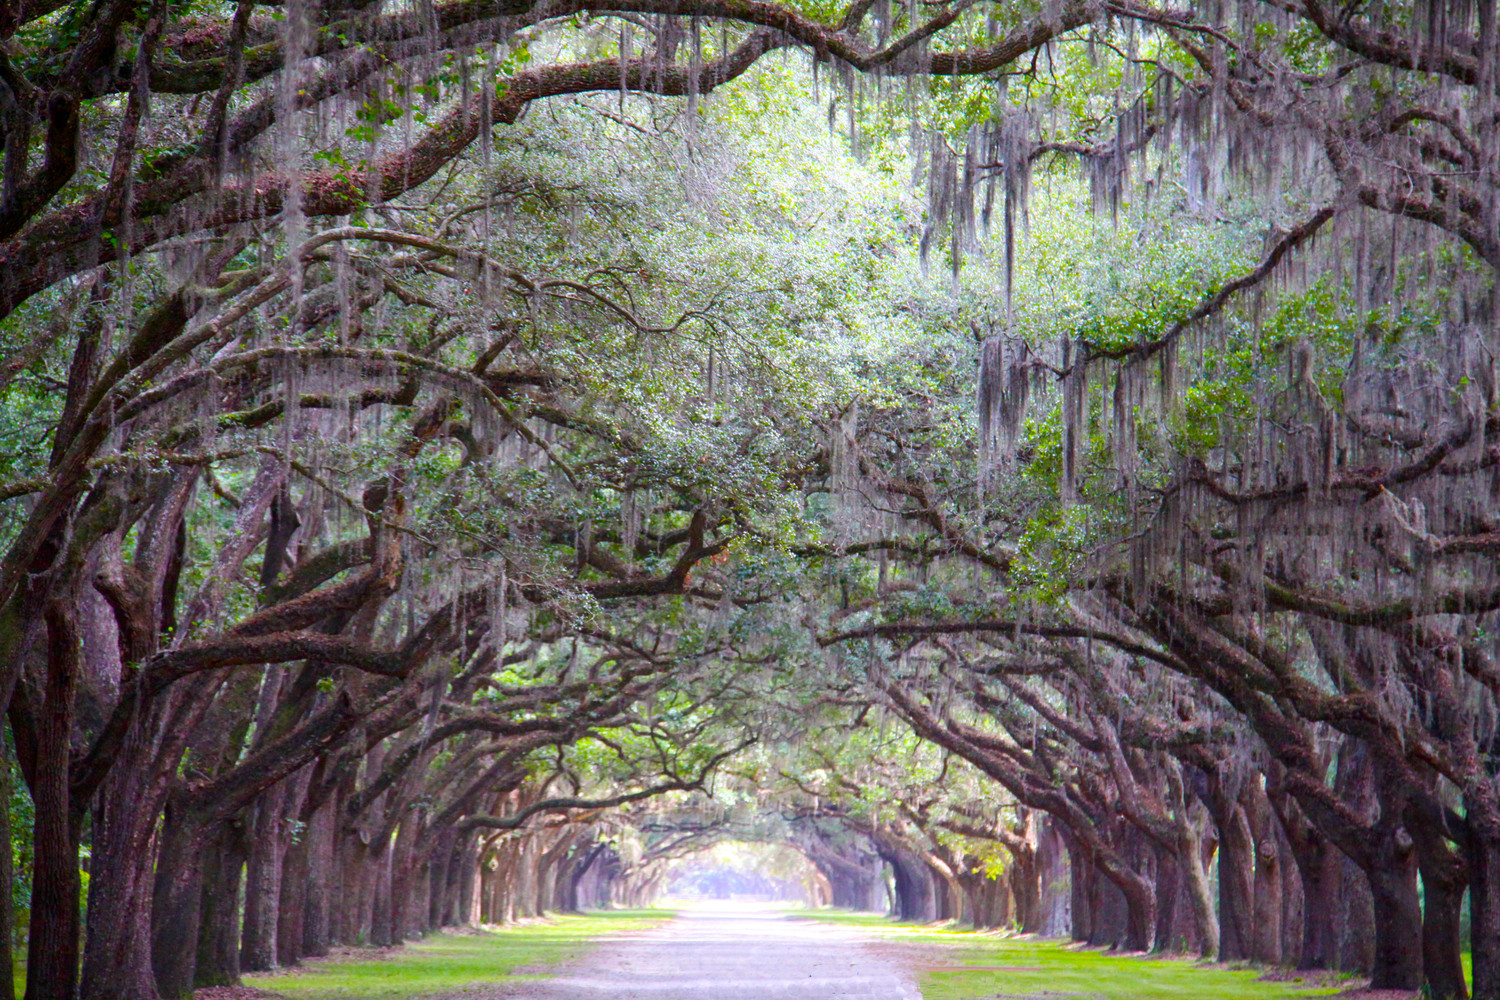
[4,1,1500,999]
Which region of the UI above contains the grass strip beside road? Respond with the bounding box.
[796,911,1345,1000]
[243,908,673,999]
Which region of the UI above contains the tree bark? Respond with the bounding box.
[25,602,83,1000]
[1471,817,1500,1000]
[1243,782,1283,965]
[1069,847,1094,943]
[241,789,290,970]
[195,823,247,988]
[301,794,337,956]
[81,758,170,1000]
[1035,818,1071,937]
[1208,787,1255,962]
[278,819,312,967]
[149,801,213,1000]
[1008,842,1040,932]
[0,739,13,1000]
[881,843,938,922]
[1365,853,1422,991]
[1409,813,1469,1000]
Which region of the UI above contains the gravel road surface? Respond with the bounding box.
[502,903,923,999]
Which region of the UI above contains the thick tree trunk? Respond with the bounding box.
[426,832,452,928]
[1365,849,1422,991]
[0,742,13,1000]
[805,839,885,913]
[241,791,290,970]
[1275,794,1342,970]
[1244,783,1283,966]
[1088,867,1128,947]
[1409,816,1469,1000]
[1116,860,1155,953]
[1069,848,1094,943]
[370,842,396,946]
[1210,793,1255,963]
[1335,852,1375,974]
[1277,820,1303,967]
[1269,765,1329,970]
[149,804,213,1000]
[80,784,164,1000]
[1178,830,1217,958]
[410,859,432,936]
[1008,846,1040,932]
[1417,869,1468,1000]
[278,821,311,967]
[883,846,938,922]
[965,872,1009,929]
[445,836,471,925]
[513,838,538,920]
[1298,841,1340,969]
[194,824,247,988]
[301,795,336,956]
[1035,819,1071,937]
[379,811,421,944]
[25,605,83,1000]
[1251,838,1284,965]
[81,673,222,999]
[336,832,376,945]
[1472,821,1500,1000]
[1151,850,1180,953]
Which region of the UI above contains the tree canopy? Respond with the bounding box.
[1,1,1498,999]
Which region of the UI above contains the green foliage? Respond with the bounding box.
[251,912,672,998]
[797,914,1341,1000]
[7,760,30,927]
[924,939,1339,1000]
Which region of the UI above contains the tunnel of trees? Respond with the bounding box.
[0,0,1498,997]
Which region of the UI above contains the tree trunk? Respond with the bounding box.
[1181,828,1217,958]
[379,810,420,945]
[1035,819,1071,937]
[25,604,83,1000]
[0,740,13,1000]
[336,832,375,945]
[1266,767,1338,971]
[241,789,290,970]
[1277,819,1303,968]
[428,829,460,927]
[1116,856,1155,952]
[513,838,538,920]
[1009,846,1040,932]
[1069,848,1094,943]
[80,777,164,1000]
[1243,783,1283,966]
[1471,819,1500,1000]
[883,846,937,922]
[1409,815,1468,1000]
[1152,849,1180,953]
[1365,848,1422,991]
[1333,852,1375,974]
[447,836,473,925]
[1272,787,1342,971]
[194,824,246,988]
[1088,867,1127,947]
[1210,792,1255,963]
[278,821,311,968]
[149,803,213,1000]
[301,795,336,956]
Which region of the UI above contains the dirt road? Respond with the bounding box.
[503,903,923,999]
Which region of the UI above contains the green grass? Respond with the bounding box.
[795,911,1343,1000]
[247,909,673,999]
